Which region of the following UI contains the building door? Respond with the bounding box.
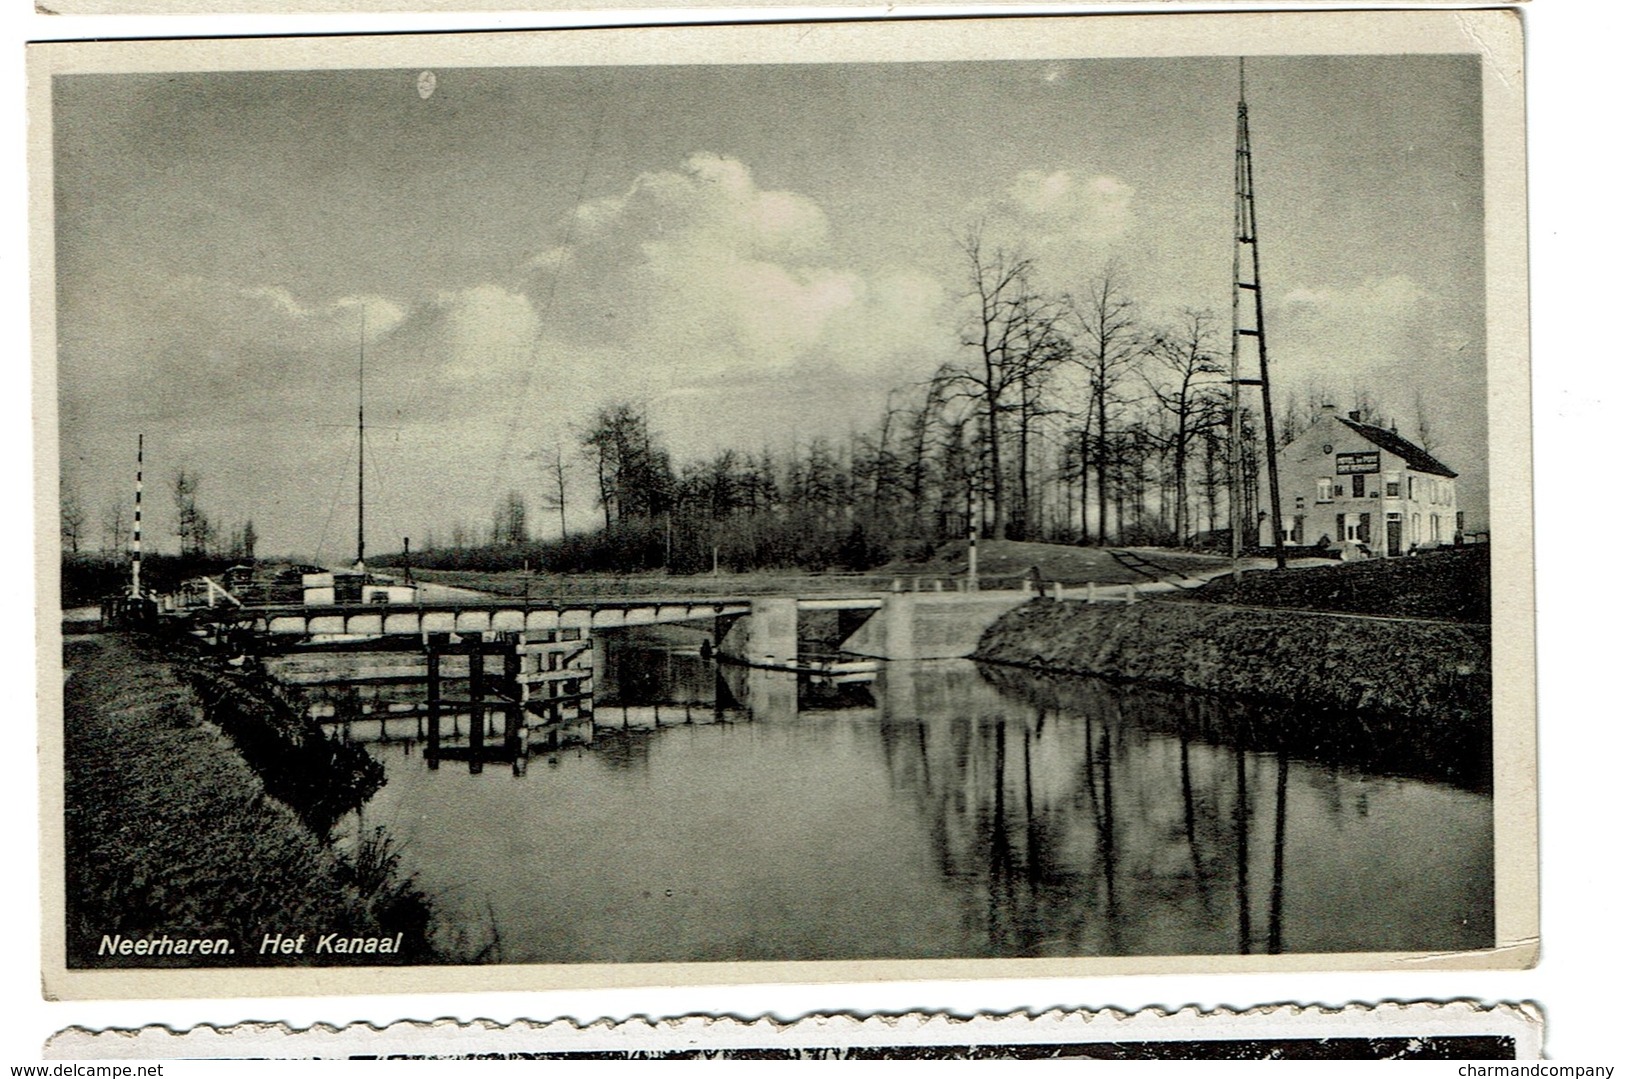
[1386,514,1402,557]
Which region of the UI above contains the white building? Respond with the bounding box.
[1269,404,1461,558]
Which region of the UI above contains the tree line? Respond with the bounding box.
[405,231,1345,576]
[64,229,1427,581]
[59,469,257,563]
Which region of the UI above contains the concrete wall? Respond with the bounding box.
[715,596,799,668]
[840,592,1030,661]
[715,593,1030,666]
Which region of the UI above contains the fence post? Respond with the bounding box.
[468,648,485,775]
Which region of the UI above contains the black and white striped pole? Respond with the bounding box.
[968,486,980,593]
[131,433,143,599]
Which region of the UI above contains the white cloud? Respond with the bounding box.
[526,152,947,388]
[416,284,540,381]
[60,153,964,549]
[964,168,1139,289]
[1275,274,1439,382]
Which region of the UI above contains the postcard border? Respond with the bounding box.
[31,8,1535,1001]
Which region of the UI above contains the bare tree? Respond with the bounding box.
[1144,309,1226,543]
[938,230,1067,539]
[581,402,674,528]
[1069,265,1140,545]
[900,378,946,537]
[60,479,86,554]
[171,469,213,557]
[1348,387,1388,428]
[492,491,528,547]
[538,445,570,540]
[99,499,130,556]
[1198,427,1224,539]
[1411,388,1437,453]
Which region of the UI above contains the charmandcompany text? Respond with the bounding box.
[1461,1068,1613,1078]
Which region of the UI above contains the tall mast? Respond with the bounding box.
[1230,58,1287,572]
[356,308,366,572]
[131,433,143,597]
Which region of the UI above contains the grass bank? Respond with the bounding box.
[974,599,1490,731]
[413,567,899,599]
[1170,545,1490,624]
[63,633,435,968]
[881,538,1231,586]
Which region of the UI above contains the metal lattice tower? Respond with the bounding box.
[356,307,366,573]
[1229,59,1287,571]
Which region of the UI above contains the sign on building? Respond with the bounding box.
[1336,451,1380,475]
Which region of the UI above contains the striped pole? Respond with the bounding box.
[968,488,980,593]
[131,433,143,598]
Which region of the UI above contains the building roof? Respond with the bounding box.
[1336,416,1457,478]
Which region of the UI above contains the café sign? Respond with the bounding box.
[1336,451,1380,474]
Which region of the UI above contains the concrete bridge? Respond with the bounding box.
[188,590,1031,666]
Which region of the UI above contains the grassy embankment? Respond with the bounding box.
[63,633,437,968]
[413,540,1235,599]
[974,547,1493,764]
[1169,545,1491,624]
[881,538,1233,585]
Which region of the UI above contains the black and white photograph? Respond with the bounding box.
[33,11,1534,998]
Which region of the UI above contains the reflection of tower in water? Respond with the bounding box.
[878,663,1295,956]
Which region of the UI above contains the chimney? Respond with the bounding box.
[1349,410,1362,423]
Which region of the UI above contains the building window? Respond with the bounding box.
[1334,482,1345,498]
[1412,512,1421,542]
[1408,476,1417,500]
[1316,478,1333,503]
[1385,472,1400,498]
[1430,514,1441,542]
[1351,474,1366,498]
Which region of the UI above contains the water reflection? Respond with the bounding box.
[312,636,1491,963]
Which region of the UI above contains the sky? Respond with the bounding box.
[52,54,1488,559]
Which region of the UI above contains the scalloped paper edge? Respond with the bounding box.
[48,1001,1544,1059]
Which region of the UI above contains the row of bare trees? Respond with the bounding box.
[406,235,1266,574]
[410,231,1436,575]
[939,230,1242,548]
[60,471,257,562]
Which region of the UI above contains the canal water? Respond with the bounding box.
[321,635,1492,963]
